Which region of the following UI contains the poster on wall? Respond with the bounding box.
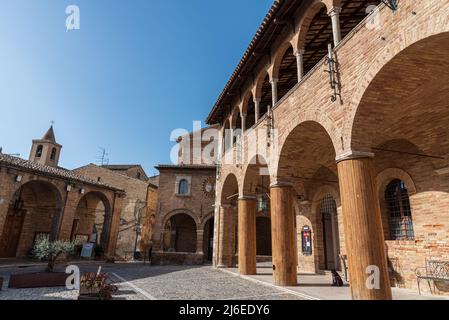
[301,225,312,256]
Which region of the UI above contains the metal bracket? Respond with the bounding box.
[382,0,399,11]
[324,44,341,102]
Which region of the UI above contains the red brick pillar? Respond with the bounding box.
[105,193,122,259]
[217,205,236,268]
[57,189,80,241]
[0,173,15,242]
[337,154,392,300]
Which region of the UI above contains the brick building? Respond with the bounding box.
[151,127,218,265]
[73,164,158,260]
[0,127,124,259]
[207,0,449,299]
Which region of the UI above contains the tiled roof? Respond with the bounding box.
[102,164,141,170]
[0,153,122,191]
[155,164,217,170]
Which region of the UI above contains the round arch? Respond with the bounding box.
[0,180,64,258]
[376,168,417,197]
[72,191,112,251]
[161,208,201,230]
[346,30,449,151]
[275,120,338,182]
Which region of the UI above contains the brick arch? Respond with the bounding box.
[241,90,254,116]
[161,209,201,231]
[294,0,328,51]
[254,70,269,101]
[242,154,273,196]
[230,106,242,129]
[345,18,449,151]
[200,211,215,230]
[270,42,295,80]
[219,172,240,205]
[311,185,341,207]
[376,168,417,197]
[12,179,64,211]
[274,111,340,179]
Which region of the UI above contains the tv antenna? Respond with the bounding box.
[97,147,110,166]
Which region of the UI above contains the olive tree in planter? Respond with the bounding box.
[34,238,76,273]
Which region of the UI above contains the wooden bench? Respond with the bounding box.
[416,259,449,295]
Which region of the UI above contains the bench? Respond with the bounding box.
[340,255,403,285]
[416,259,449,295]
[340,255,349,282]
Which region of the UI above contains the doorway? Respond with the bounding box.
[203,218,214,261]
[320,194,341,271]
[0,209,27,258]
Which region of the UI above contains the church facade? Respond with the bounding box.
[207,0,449,299]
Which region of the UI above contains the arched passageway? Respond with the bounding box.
[256,216,271,256]
[203,217,215,261]
[163,213,197,253]
[0,181,62,258]
[71,192,111,255]
[216,174,239,268]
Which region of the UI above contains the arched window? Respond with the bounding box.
[50,148,57,161]
[178,179,189,195]
[35,145,43,158]
[385,180,414,240]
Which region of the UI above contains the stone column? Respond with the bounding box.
[329,7,342,47]
[270,78,278,107]
[217,205,235,268]
[238,196,257,275]
[294,50,305,81]
[254,99,261,122]
[241,114,247,133]
[196,229,204,255]
[270,183,297,286]
[337,153,392,300]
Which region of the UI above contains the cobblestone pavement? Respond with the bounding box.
[0,263,306,300]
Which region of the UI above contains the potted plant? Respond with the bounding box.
[79,272,118,300]
[8,239,76,289]
[33,238,76,273]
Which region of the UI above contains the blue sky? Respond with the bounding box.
[0,0,273,176]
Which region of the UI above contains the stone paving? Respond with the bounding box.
[0,263,305,300]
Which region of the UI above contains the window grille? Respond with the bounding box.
[385,180,414,240]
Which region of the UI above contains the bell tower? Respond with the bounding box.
[29,126,62,167]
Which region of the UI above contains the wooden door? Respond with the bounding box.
[0,210,27,258]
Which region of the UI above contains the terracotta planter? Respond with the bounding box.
[8,272,67,289]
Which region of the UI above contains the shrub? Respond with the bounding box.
[34,238,76,273]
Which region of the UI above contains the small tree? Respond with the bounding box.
[34,238,76,273]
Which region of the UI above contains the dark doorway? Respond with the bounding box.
[320,195,341,271]
[256,216,272,256]
[203,218,214,261]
